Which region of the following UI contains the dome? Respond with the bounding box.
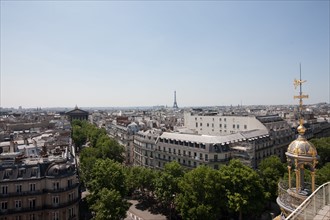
[46,163,75,176]
[287,135,317,157]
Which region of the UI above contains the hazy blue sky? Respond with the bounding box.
[1,1,329,108]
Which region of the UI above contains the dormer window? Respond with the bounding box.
[18,168,25,178]
[31,168,37,177]
[53,168,58,175]
[4,169,12,179]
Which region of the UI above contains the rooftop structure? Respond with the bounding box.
[276,66,329,219]
[66,106,89,122]
[0,118,79,220]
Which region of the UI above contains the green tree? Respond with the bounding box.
[176,165,225,220]
[79,147,99,184]
[126,166,158,196]
[155,161,185,208]
[89,158,127,196]
[96,135,125,163]
[258,156,286,202]
[72,124,87,148]
[310,137,330,167]
[89,188,130,220]
[316,162,330,185]
[220,159,266,220]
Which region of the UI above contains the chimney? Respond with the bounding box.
[10,140,14,153]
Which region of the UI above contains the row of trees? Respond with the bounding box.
[73,121,330,220]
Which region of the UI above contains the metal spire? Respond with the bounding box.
[293,64,308,133]
[173,91,178,109]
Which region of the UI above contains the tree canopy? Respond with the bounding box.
[176,165,225,220]
[220,160,266,220]
[310,137,330,167]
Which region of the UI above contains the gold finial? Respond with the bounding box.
[294,64,308,134]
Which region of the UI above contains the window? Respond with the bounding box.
[15,200,22,209]
[233,124,235,129]
[29,183,36,192]
[16,184,22,193]
[173,149,176,154]
[53,182,59,190]
[195,117,197,121]
[31,168,37,177]
[18,169,25,178]
[1,201,7,211]
[219,124,222,128]
[52,212,59,220]
[200,123,202,126]
[1,186,8,195]
[29,214,35,220]
[16,216,22,220]
[200,153,203,159]
[29,199,36,209]
[4,170,11,179]
[212,123,214,127]
[178,149,181,155]
[207,123,209,127]
[68,192,75,202]
[68,179,73,188]
[224,118,226,122]
[205,154,208,161]
[224,124,227,128]
[52,196,59,206]
[196,122,198,127]
[214,155,218,161]
[244,125,247,129]
[188,151,191,157]
[169,148,171,153]
[68,207,75,218]
[219,118,222,121]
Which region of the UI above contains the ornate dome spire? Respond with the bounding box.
[286,64,318,194]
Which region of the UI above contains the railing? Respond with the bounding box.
[277,181,306,212]
[285,181,330,220]
[0,197,80,214]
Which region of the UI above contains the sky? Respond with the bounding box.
[0,1,329,108]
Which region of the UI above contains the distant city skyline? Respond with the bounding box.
[1,1,329,108]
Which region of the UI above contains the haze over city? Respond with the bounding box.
[1,1,329,108]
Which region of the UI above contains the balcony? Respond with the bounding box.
[43,183,79,193]
[1,197,79,215]
[0,190,43,198]
[285,182,330,220]
[277,180,315,214]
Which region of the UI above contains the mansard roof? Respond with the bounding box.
[159,129,269,145]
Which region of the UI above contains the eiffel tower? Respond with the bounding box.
[173,91,179,109]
